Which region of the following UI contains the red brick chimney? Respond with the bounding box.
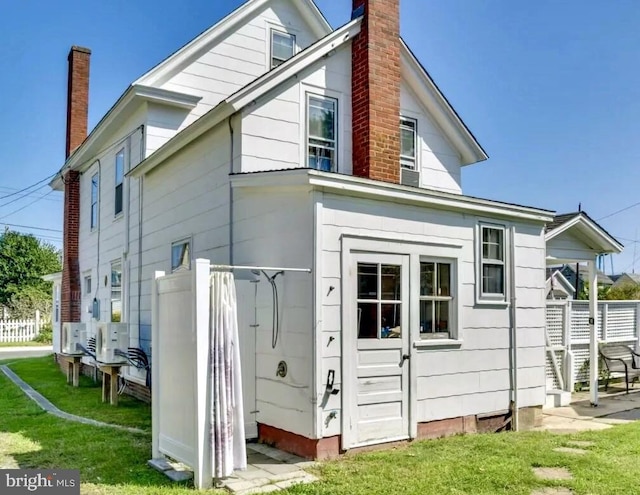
[351,0,401,184]
[61,46,90,323]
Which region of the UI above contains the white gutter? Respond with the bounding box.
[509,225,519,431]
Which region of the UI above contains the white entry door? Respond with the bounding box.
[235,279,258,440]
[348,253,410,447]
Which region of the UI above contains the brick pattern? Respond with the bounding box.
[351,0,401,184]
[61,46,90,324]
[65,46,91,158]
[258,424,340,460]
[61,170,81,323]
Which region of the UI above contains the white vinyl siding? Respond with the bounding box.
[307,94,337,172]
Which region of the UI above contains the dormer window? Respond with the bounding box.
[271,29,295,68]
[400,117,417,170]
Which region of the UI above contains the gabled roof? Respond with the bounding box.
[130,17,363,178]
[546,269,575,298]
[545,211,623,255]
[614,273,640,285]
[135,0,332,87]
[561,264,614,286]
[400,39,488,165]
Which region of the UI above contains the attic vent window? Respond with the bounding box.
[271,29,295,68]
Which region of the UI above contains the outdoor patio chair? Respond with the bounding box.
[599,343,640,394]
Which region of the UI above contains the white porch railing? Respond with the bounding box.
[546,301,640,392]
[0,311,42,343]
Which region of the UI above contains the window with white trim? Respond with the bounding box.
[271,29,295,68]
[400,117,417,170]
[480,225,505,298]
[115,149,124,215]
[111,260,122,322]
[307,94,337,172]
[171,239,191,272]
[420,261,454,339]
[90,173,99,229]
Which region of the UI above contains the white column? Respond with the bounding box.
[589,258,599,406]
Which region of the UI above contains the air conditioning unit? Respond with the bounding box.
[61,323,86,354]
[95,323,129,364]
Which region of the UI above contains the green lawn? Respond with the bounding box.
[8,356,151,432]
[3,356,640,494]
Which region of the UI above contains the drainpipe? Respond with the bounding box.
[228,117,235,265]
[509,225,519,431]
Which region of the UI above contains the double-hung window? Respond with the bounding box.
[171,239,191,272]
[90,173,99,229]
[420,261,454,339]
[271,29,295,68]
[115,149,124,216]
[110,260,122,322]
[307,94,337,172]
[400,117,417,170]
[480,225,505,298]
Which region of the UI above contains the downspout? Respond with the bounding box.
[124,135,132,326]
[509,225,519,431]
[138,126,145,337]
[228,117,235,266]
[93,159,102,320]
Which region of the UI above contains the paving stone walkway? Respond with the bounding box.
[217,443,318,494]
[0,364,146,435]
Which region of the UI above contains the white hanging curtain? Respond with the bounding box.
[210,271,247,478]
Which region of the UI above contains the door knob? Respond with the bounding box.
[402,354,410,362]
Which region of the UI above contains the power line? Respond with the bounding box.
[597,201,640,221]
[0,190,55,221]
[0,184,52,210]
[0,186,61,202]
[0,222,62,233]
[0,173,56,201]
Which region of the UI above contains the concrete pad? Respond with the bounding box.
[553,447,587,455]
[602,409,640,421]
[147,458,173,472]
[531,488,573,495]
[532,467,573,481]
[275,473,318,489]
[254,462,302,476]
[164,469,193,482]
[222,478,272,492]
[567,441,595,448]
[235,466,274,481]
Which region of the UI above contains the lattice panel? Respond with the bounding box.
[606,303,637,341]
[570,303,604,342]
[545,351,563,390]
[573,344,590,383]
[545,304,565,347]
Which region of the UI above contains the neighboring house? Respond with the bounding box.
[50,0,621,459]
[545,269,575,300]
[559,264,613,297]
[612,273,640,288]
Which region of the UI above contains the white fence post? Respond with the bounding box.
[563,301,574,392]
[0,317,40,343]
[35,310,41,337]
[193,259,212,490]
[151,270,165,460]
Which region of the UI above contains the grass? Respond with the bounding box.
[8,356,151,432]
[4,356,640,494]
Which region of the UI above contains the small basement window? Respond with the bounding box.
[420,261,454,339]
[271,29,295,68]
[480,224,506,300]
[307,94,337,172]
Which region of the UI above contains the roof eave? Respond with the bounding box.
[546,215,624,254]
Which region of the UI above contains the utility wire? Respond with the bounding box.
[0,190,54,221]
[0,186,61,202]
[0,173,56,201]
[0,184,51,209]
[0,222,62,233]
[597,201,640,221]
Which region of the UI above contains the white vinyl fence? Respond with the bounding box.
[546,301,640,392]
[0,311,42,343]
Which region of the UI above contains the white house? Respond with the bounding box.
[51,0,621,460]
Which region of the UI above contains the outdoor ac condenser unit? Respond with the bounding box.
[95,323,129,364]
[61,322,86,354]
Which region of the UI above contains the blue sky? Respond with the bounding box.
[1,0,639,273]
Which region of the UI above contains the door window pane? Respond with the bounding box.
[358,303,378,339]
[381,303,401,338]
[381,265,401,300]
[358,263,378,299]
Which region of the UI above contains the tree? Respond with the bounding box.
[0,230,61,318]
